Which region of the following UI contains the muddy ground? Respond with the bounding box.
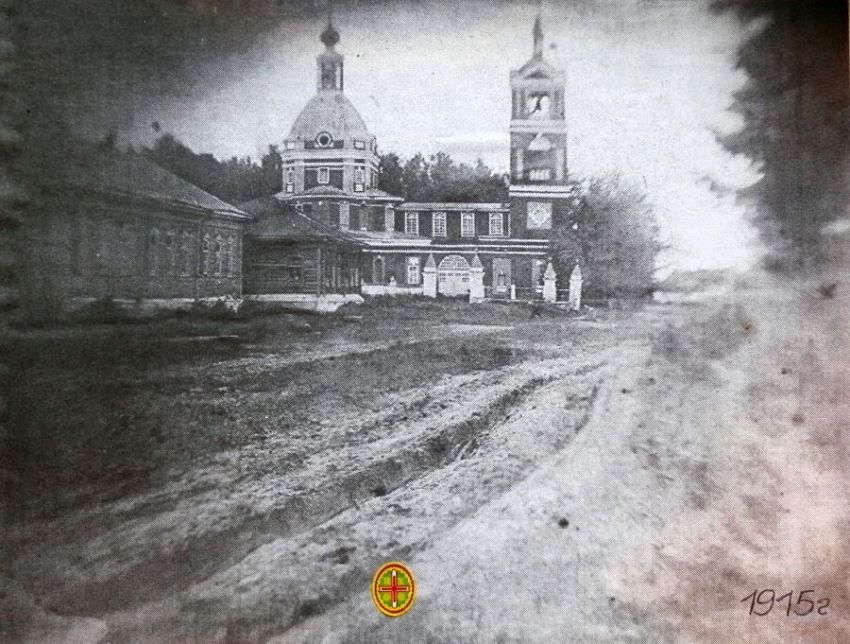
[2,281,848,643]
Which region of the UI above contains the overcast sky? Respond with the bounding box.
[110,0,764,273]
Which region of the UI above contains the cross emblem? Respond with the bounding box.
[372,562,416,617]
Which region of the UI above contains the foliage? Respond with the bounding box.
[143,134,282,205]
[551,174,662,298]
[712,0,850,270]
[379,151,508,202]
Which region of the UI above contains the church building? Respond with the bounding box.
[243,6,573,304]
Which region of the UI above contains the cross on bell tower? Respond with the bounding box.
[317,2,343,91]
[532,0,544,59]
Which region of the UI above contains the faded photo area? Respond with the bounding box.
[0,0,848,642]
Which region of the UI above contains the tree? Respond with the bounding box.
[401,153,431,201]
[143,133,277,204]
[381,150,508,202]
[261,145,283,194]
[713,0,850,270]
[378,153,404,196]
[551,174,662,298]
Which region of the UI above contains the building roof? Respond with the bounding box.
[45,140,249,219]
[278,186,403,203]
[399,202,509,212]
[287,91,372,143]
[240,196,361,245]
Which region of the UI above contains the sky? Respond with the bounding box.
[107,0,764,273]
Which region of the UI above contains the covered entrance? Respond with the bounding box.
[438,254,471,296]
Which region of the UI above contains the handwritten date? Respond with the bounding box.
[741,589,830,616]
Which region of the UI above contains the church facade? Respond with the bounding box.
[243,8,574,303]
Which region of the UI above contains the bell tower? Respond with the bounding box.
[508,1,570,236]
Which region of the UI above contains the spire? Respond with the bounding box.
[317,0,343,91]
[320,1,340,49]
[533,0,544,59]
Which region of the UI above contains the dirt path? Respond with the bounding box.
[3,308,650,642]
[270,281,850,644]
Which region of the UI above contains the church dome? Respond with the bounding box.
[287,91,372,144]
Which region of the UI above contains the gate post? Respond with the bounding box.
[422,254,437,298]
[543,259,557,303]
[569,263,583,311]
[469,253,485,304]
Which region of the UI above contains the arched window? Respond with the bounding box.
[147,227,160,276]
[200,233,210,276]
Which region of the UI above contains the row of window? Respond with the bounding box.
[147,227,238,278]
[285,166,375,192]
[403,211,504,237]
[283,138,375,151]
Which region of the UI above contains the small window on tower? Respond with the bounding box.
[339,202,350,229]
[354,167,365,192]
[384,206,395,232]
[318,167,330,184]
[353,139,365,150]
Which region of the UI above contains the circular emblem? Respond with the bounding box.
[371,562,416,617]
[315,131,333,148]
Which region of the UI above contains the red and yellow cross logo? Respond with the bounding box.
[371,562,416,617]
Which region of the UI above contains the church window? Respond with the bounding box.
[339,202,350,229]
[529,168,551,181]
[527,201,553,230]
[354,167,365,192]
[461,212,475,237]
[286,168,295,185]
[213,234,224,276]
[432,211,447,237]
[318,167,330,184]
[284,140,296,151]
[227,235,237,276]
[489,213,504,236]
[405,211,419,236]
[407,257,421,286]
[315,132,333,148]
[200,233,210,276]
[384,206,395,232]
[180,229,193,276]
[147,227,160,276]
[353,139,365,150]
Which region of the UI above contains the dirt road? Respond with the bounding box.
[4,282,848,643]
